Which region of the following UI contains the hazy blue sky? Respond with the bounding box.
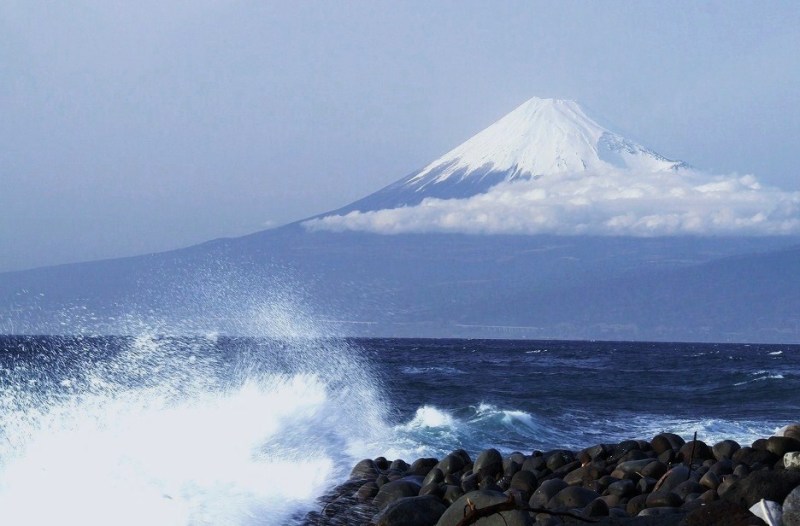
[1,0,798,271]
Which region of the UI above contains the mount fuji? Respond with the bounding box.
[1,97,799,342]
[325,97,687,214]
[307,98,797,237]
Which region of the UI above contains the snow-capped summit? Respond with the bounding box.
[305,96,800,237]
[409,97,683,185]
[330,97,686,214]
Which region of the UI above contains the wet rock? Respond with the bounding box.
[546,485,600,510]
[642,460,670,480]
[582,497,609,517]
[712,439,742,461]
[779,423,800,442]
[478,478,502,492]
[673,480,705,501]
[420,482,445,498]
[355,481,379,502]
[609,440,642,462]
[373,479,422,510]
[783,485,800,526]
[375,496,447,526]
[608,478,636,498]
[503,460,522,480]
[646,490,682,508]
[709,459,735,477]
[654,465,690,493]
[441,485,464,505]
[680,440,714,464]
[659,449,677,465]
[389,459,409,473]
[613,458,653,478]
[734,464,751,478]
[504,452,526,469]
[509,470,538,499]
[375,457,390,470]
[350,458,381,480]
[563,463,602,486]
[700,470,720,490]
[529,479,568,508]
[682,499,763,525]
[753,438,770,451]
[544,450,574,471]
[435,490,532,526]
[423,468,445,487]
[374,495,447,526]
[637,476,657,494]
[626,494,649,516]
[637,506,683,517]
[581,443,611,462]
[767,436,800,457]
[733,447,779,468]
[408,458,439,477]
[652,432,686,454]
[460,473,479,493]
[521,455,546,473]
[723,469,800,509]
[435,453,467,476]
[474,448,504,479]
[716,474,739,497]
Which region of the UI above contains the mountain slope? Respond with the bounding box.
[330,97,686,214]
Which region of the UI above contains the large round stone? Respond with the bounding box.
[509,470,538,499]
[544,450,575,471]
[732,446,779,467]
[435,490,532,526]
[474,448,504,479]
[409,458,439,477]
[350,458,381,480]
[435,453,467,476]
[423,468,445,487]
[712,440,741,461]
[375,495,448,526]
[373,479,422,510]
[645,490,682,508]
[652,432,686,454]
[529,478,568,509]
[546,486,601,510]
[783,485,800,526]
[654,465,690,493]
[767,436,800,457]
[722,470,800,508]
[680,440,714,464]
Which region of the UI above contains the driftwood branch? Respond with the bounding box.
[455,494,600,526]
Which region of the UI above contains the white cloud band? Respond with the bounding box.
[303,169,800,236]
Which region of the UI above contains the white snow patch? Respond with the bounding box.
[404,97,681,192]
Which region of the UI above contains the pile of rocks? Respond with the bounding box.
[302,425,800,526]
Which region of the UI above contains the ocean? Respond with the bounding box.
[0,333,796,525]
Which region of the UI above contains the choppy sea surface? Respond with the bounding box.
[0,334,797,525]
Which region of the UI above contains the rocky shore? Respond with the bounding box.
[303,425,800,526]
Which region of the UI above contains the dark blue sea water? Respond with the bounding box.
[0,334,797,525]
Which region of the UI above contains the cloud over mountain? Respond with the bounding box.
[304,98,800,236]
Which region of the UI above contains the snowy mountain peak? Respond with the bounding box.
[325,97,687,214]
[305,97,800,237]
[406,96,684,191]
